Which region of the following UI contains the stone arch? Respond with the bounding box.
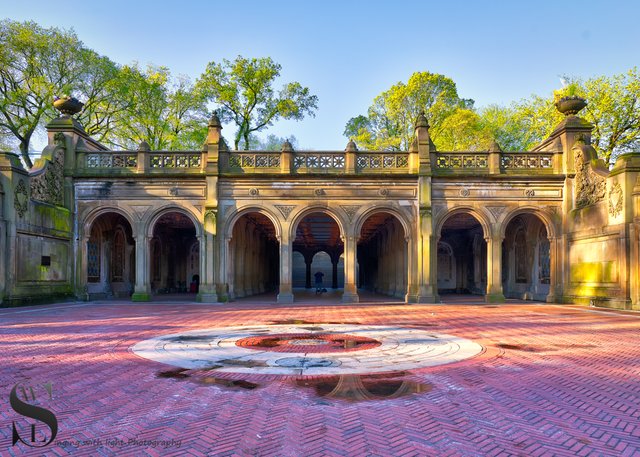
[357,209,409,298]
[82,206,135,240]
[435,206,491,239]
[146,205,203,239]
[225,207,280,299]
[289,206,347,241]
[354,206,412,241]
[83,208,136,299]
[501,208,555,301]
[499,206,557,240]
[224,206,282,242]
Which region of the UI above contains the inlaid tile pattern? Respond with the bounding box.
[133,324,484,375]
[0,299,639,456]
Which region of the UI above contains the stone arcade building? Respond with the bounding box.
[0,99,639,309]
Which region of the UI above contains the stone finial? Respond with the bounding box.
[137,140,151,152]
[208,112,222,128]
[555,96,587,116]
[53,96,83,116]
[281,139,294,152]
[488,139,503,153]
[345,138,358,152]
[415,110,430,130]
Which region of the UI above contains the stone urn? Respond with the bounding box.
[555,96,587,116]
[53,96,84,116]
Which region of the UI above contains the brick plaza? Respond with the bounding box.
[1,297,639,456]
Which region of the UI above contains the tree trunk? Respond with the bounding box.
[20,139,33,169]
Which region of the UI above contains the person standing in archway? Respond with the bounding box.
[314,271,325,294]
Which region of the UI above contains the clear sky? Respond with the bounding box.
[2,0,639,150]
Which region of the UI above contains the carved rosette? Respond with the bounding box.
[574,149,605,208]
[30,149,64,206]
[14,179,29,217]
[608,182,623,218]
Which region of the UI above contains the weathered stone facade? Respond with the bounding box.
[1,101,639,309]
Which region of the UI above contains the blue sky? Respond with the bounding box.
[2,0,638,149]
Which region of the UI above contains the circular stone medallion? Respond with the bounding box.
[132,324,484,375]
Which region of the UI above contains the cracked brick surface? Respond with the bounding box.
[1,298,639,456]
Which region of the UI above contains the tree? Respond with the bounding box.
[0,19,128,167]
[107,65,208,150]
[344,71,473,151]
[0,20,84,166]
[196,56,318,150]
[249,133,299,150]
[482,68,640,164]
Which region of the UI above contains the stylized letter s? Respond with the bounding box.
[10,384,58,447]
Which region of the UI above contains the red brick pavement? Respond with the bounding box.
[0,298,639,456]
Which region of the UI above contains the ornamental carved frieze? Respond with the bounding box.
[14,179,29,217]
[608,182,623,218]
[340,205,360,221]
[574,148,605,209]
[486,206,506,221]
[30,148,64,206]
[275,205,295,220]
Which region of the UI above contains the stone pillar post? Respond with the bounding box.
[546,236,559,303]
[198,209,218,303]
[235,219,246,298]
[485,235,505,303]
[245,223,254,297]
[331,256,339,289]
[304,254,312,289]
[277,226,294,303]
[132,230,151,301]
[342,234,359,303]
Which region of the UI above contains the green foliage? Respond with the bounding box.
[344,71,473,151]
[107,65,208,149]
[249,133,299,151]
[197,56,318,150]
[484,68,640,164]
[0,20,84,166]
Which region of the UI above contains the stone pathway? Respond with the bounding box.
[1,299,639,456]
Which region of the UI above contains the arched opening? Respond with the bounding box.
[438,212,486,296]
[291,250,345,289]
[229,212,278,299]
[150,211,198,295]
[358,212,407,299]
[502,213,551,300]
[86,212,135,299]
[293,212,343,299]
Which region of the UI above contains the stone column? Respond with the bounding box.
[0,218,6,303]
[304,254,312,289]
[277,225,294,303]
[235,219,246,298]
[131,231,151,301]
[198,209,218,303]
[485,235,505,303]
[546,236,560,303]
[244,223,255,297]
[331,256,339,289]
[342,234,359,303]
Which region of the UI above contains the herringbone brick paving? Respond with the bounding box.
[0,298,639,456]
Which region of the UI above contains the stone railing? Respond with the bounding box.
[228,152,281,171]
[356,152,409,172]
[148,152,202,168]
[435,153,489,170]
[293,152,345,172]
[86,152,137,168]
[80,149,557,176]
[434,151,556,173]
[500,153,553,169]
[83,151,203,171]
